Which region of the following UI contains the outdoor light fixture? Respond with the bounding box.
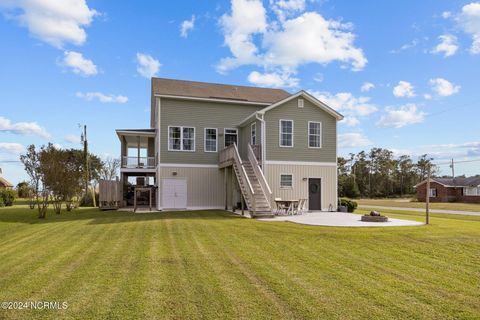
[302,177,308,181]
[172,171,177,176]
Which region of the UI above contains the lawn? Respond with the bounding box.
[1,204,479,319]
[357,198,480,212]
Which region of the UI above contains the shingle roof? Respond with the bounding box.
[151,77,291,104]
[433,176,480,187]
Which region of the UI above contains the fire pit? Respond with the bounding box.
[361,211,388,222]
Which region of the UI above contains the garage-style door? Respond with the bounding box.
[162,179,187,209]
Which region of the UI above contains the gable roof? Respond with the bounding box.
[237,90,344,126]
[152,77,291,104]
[415,176,480,188]
[0,176,13,188]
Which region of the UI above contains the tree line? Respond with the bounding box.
[20,144,120,218]
[338,148,437,199]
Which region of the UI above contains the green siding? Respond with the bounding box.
[160,98,263,164]
[264,98,337,162]
[238,118,261,159]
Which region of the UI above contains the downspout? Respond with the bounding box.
[255,112,266,176]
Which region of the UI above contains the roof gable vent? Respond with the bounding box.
[298,98,304,108]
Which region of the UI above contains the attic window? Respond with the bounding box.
[298,99,304,108]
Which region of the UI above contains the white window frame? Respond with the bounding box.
[308,121,322,149]
[298,98,304,108]
[224,128,238,148]
[204,128,218,153]
[429,188,437,197]
[464,187,480,196]
[168,126,196,152]
[280,173,293,189]
[251,122,257,145]
[279,119,294,148]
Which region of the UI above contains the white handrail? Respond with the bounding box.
[248,144,272,195]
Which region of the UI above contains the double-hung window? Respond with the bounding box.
[429,188,437,197]
[251,123,257,145]
[204,128,217,152]
[308,121,322,148]
[279,120,293,147]
[224,128,238,147]
[464,187,480,196]
[280,174,293,188]
[168,126,195,151]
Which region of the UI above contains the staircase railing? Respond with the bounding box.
[248,143,272,209]
[221,143,256,213]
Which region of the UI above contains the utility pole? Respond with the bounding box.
[425,165,430,225]
[450,158,455,186]
[81,125,95,207]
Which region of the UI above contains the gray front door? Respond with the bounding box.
[308,178,321,210]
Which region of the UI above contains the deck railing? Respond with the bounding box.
[248,143,272,209]
[121,156,155,169]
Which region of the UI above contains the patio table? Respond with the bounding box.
[275,200,299,215]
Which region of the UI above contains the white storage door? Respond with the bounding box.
[162,179,187,209]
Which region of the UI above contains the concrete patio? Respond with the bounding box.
[258,211,424,227]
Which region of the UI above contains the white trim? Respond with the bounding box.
[204,128,218,153]
[158,163,219,168]
[298,98,304,108]
[116,130,156,137]
[120,168,156,173]
[308,121,322,149]
[279,119,294,148]
[224,128,238,148]
[158,206,225,211]
[167,125,196,152]
[264,160,337,167]
[257,91,344,120]
[154,94,271,106]
[250,122,257,145]
[280,173,293,189]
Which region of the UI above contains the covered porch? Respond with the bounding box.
[116,129,156,169]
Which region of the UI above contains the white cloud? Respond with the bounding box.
[0,0,97,48]
[431,34,458,57]
[64,134,81,144]
[270,0,306,21]
[136,53,161,78]
[0,116,50,139]
[76,92,128,103]
[429,78,460,97]
[180,15,195,38]
[217,1,367,74]
[360,82,374,92]
[247,70,298,87]
[0,142,25,154]
[313,73,323,82]
[310,91,377,126]
[424,93,432,100]
[442,11,452,19]
[338,132,372,148]
[393,81,415,98]
[377,104,426,128]
[390,39,419,54]
[62,51,97,76]
[457,2,480,54]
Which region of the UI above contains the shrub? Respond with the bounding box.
[16,181,32,198]
[0,197,4,207]
[0,189,17,206]
[339,198,358,213]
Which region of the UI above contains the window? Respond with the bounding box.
[204,128,217,152]
[298,98,304,108]
[279,120,293,147]
[224,128,238,147]
[280,174,293,188]
[251,123,257,145]
[429,188,437,197]
[168,126,195,151]
[308,121,322,148]
[464,187,480,196]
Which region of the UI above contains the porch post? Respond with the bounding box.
[137,136,140,168]
[224,168,228,210]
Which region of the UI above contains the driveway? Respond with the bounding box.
[358,205,480,216]
[258,211,423,227]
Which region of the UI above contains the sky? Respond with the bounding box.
[0,0,479,185]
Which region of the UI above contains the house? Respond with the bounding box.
[115,78,343,217]
[0,175,13,190]
[415,176,480,203]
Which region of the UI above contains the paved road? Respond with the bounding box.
[358,205,480,216]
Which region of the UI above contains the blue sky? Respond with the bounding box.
[1,0,480,185]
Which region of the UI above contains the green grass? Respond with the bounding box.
[1,204,479,319]
[357,198,480,212]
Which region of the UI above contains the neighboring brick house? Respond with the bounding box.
[0,176,13,190]
[415,177,480,203]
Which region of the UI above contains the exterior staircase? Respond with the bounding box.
[219,143,273,218]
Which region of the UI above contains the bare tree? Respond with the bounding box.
[100,158,120,181]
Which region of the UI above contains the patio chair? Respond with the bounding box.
[274,198,287,215]
[296,199,306,215]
